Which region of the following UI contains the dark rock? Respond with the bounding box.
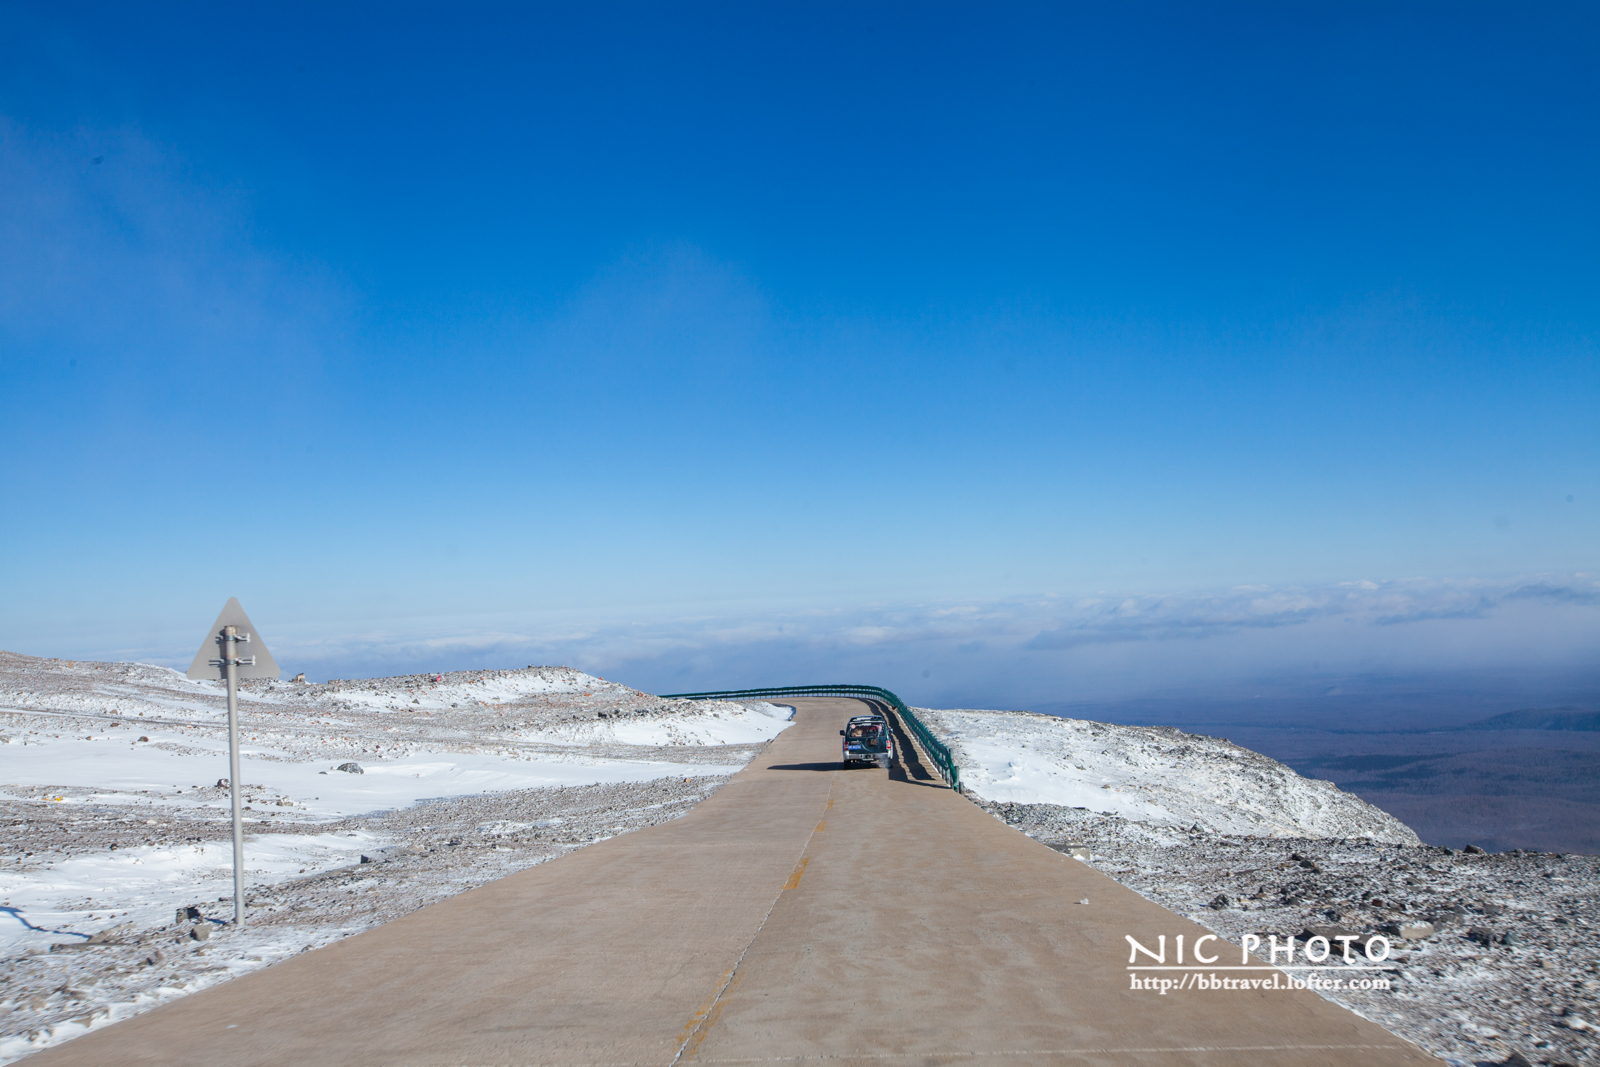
[137,736,149,742]
[360,855,374,864]
[174,906,202,923]
[1466,926,1495,945]
[335,762,363,774]
[85,923,132,944]
[216,778,229,788]
[1464,844,1487,854]
[1300,925,1365,948]
[1208,894,1228,909]
[1498,1052,1534,1067]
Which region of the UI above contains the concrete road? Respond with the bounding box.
[28,698,1434,1066]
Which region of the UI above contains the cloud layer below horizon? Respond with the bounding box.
[72,572,1599,711]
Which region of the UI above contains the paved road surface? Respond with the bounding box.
[28,698,1434,1066]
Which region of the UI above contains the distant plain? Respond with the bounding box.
[1040,668,1600,854]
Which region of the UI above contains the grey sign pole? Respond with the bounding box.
[221,624,247,925]
[187,599,280,927]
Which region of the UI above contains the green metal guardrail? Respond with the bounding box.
[659,684,960,791]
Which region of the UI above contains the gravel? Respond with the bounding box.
[981,797,1600,1067]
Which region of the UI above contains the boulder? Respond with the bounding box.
[85,922,134,944]
[335,762,363,774]
[1299,925,1371,956]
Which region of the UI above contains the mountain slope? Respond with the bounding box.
[918,707,1418,844]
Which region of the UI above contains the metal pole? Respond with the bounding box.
[224,624,245,926]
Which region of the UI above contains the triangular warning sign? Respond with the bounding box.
[186,598,281,681]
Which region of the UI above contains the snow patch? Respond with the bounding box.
[918,707,1418,843]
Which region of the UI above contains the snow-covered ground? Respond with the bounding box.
[918,706,1417,843]
[0,652,791,1061]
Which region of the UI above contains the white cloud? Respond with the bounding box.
[71,573,1600,709]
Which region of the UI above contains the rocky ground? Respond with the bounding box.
[982,799,1599,1067]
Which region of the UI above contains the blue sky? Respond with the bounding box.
[1,3,1596,702]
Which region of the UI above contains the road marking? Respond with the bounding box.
[675,967,737,1052]
[672,767,835,1064]
[814,821,826,832]
[783,857,810,889]
[681,972,742,1062]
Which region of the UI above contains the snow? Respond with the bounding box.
[0,652,792,970]
[537,703,797,748]
[918,707,1418,843]
[0,830,382,957]
[2,733,743,825]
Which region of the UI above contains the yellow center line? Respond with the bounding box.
[675,967,737,1050]
[673,766,835,1063]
